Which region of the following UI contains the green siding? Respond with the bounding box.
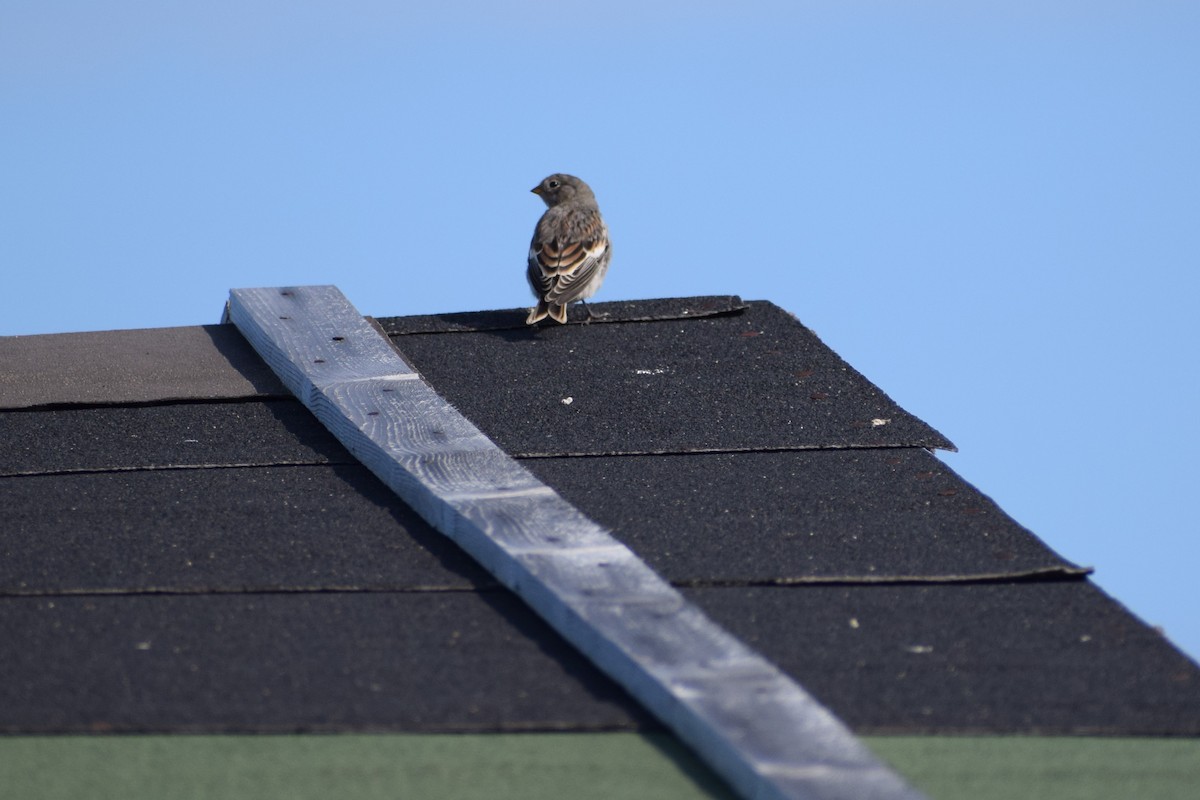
[0,732,735,800]
[865,736,1200,800]
[2,733,1197,800]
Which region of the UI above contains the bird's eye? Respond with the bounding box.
[548,179,561,189]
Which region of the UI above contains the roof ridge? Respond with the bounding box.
[376,295,748,335]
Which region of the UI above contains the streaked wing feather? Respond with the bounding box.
[527,249,554,297]
[545,238,608,304]
[527,203,609,307]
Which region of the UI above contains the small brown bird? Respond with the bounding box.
[526,174,611,325]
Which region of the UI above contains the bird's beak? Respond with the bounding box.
[531,186,543,196]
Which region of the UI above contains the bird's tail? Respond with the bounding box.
[526,300,567,325]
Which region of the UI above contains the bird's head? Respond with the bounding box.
[531,174,593,207]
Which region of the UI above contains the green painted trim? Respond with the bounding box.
[4,732,1198,800]
[865,736,1200,800]
[0,732,736,800]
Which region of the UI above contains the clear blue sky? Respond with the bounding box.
[3,2,1198,661]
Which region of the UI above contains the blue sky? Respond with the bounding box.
[3,2,1198,661]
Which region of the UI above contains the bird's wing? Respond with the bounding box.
[528,207,609,304]
[526,246,554,299]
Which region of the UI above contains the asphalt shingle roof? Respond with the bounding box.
[378,300,954,455]
[2,296,1198,741]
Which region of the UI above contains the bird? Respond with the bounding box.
[526,173,611,325]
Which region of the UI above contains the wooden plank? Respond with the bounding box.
[227,285,927,800]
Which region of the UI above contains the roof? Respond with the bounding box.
[2,295,1199,798]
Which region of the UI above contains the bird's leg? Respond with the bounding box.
[580,300,595,323]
